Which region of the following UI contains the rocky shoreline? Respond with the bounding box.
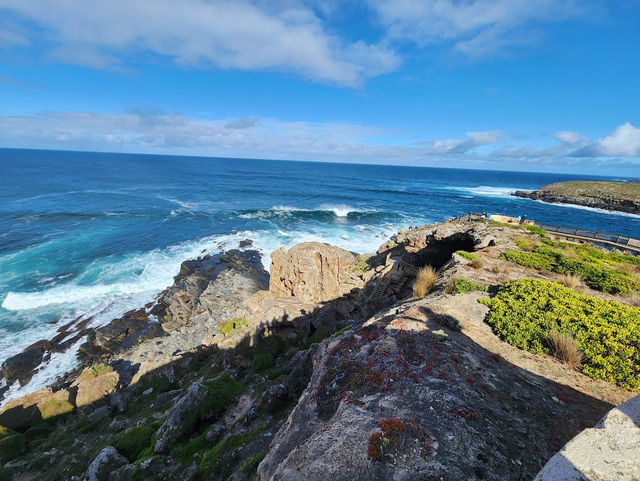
[513,181,640,215]
[0,219,638,480]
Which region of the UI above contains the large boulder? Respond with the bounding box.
[1,346,45,386]
[83,446,128,481]
[534,394,640,481]
[71,365,119,408]
[0,388,73,431]
[269,243,357,304]
[154,381,209,453]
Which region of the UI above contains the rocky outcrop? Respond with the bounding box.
[269,242,357,303]
[83,446,128,481]
[72,365,120,408]
[513,181,640,215]
[1,345,46,386]
[78,249,268,363]
[158,249,268,331]
[0,387,73,431]
[535,394,640,481]
[154,381,209,453]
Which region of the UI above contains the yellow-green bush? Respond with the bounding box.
[501,244,639,294]
[450,278,488,294]
[480,279,640,390]
[456,250,480,262]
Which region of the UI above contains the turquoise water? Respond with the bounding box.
[1,148,638,398]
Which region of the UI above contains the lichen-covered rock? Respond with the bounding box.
[269,242,357,303]
[534,394,640,481]
[83,446,127,481]
[154,381,208,453]
[72,365,119,408]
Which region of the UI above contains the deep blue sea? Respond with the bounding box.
[1,148,639,401]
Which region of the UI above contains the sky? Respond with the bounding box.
[1,0,639,175]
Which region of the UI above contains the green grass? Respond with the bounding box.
[352,255,372,273]
[480,279,640,390]
[115,426,154,461]
[198,427,265,477]
[237,451,266,474]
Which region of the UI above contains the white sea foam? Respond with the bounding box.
[527,199,640,219]
[452,186,523,198]
[0,218,414,404]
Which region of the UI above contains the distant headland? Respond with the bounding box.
[513,180,640,215]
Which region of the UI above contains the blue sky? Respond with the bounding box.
[1,1,639,174]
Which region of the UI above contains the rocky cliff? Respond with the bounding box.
[0,219,637,481]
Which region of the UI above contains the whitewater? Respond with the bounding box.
[1,148,639,403]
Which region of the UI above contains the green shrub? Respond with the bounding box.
[0,434,25,463]
[0,426,16,441]
[115,426,154,461]
[450,278,488,294]
[524,225,547,235]
[306,326,330,347]
[434,313,461,331]
[480,279,640,390]
[456,250,480,262]
[352,255,372,273]
[219,318,247,336]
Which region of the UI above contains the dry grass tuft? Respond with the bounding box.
[413,266,437,298]
[444,276,458,295]
[557,273,582,289]
[491,264,501,274]
[547,331,583,368]
[624,291,640,307]
[471,259,484,269]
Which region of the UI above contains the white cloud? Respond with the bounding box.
[553,130,587,144]
[573,123,640,157]
[423,130,509,154]
[0,0,398,86]
[367,0,589,57]
[1,111,637,174]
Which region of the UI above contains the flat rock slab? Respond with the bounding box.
[535,394,640,481]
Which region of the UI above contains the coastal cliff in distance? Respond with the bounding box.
[513,181,640,215]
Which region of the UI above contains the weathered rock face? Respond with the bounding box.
[154,381,209,453]
[72,366,120,408]
[158,249,268,331]
[258,304,612,481]
[534,394,640,481]
[78,249,268,363]
[269,242,357,304]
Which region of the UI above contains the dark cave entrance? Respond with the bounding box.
[406,233,477,270]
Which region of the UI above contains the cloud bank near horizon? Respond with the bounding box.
[1,110,637,173]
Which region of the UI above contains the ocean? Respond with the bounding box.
[1,147,639,402]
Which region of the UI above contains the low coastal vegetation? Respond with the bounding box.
[447,277,488,294]
[480,279,640,390]
[501,238,640,294]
